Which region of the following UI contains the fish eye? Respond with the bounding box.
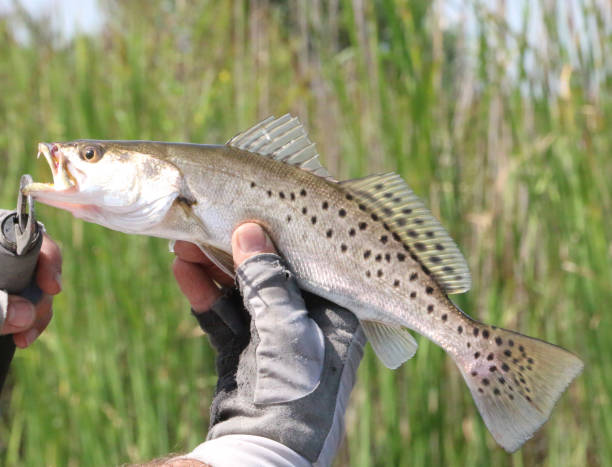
[81,146,102,162]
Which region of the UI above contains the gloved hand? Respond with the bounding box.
[0,209,62,348]
[171,223,366,467]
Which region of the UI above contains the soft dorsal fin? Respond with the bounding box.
[341,173,472,294]
[227,114,333,180]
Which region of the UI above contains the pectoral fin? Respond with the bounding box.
[361,320,418,369]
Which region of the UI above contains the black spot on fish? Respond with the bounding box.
[346,193,354,201]
[397,253,406,261]
[526,396,532,403]
[487,353,494,361]
[393,197,402,203]
[375,184,384,190]
[392,232,401,242]
[414,219,424,225]
[371,213,379,221]
[286,215,292,222]
[366,271,371,278]
[393,279,400,287]
[498,377,505,384]
[509,394,514,400]
[409,272,418,281]
[473,328,480,337]
[279,191,285,199]
[482,330,490,338]
[250,182,256,188]
[311,216,317,225]
[471,371,478,376]
[397,218,407,227]
[427,305,434,313]
[385,253,391,262]
[300,189,307,197]
[410,291,417,299]
[402,208,412,215]
[435,243,444,251]
[489,366,497,372]
[527,358,534,364]
[322,201,329,210]
[358,222,367,230]
[377,270,383,277]
[467,342,471,348]
[326,229,333,238]
[383,207,393,216]
[383,223,390,231]
[267,190,272,197]
[455,275,463,281]
[408,230,418,238]
[364,250,371,259]
[430,256,441,263]
[375,254,382,262]
[513,358,519,364]
[410,253,418,261]
[504,350,512,357]
[339,209,347,217]
[495,337,503,346]
[519,345,525,352]
[349,228,356,237]
[384,192,393,199]
[508,340,514,347]
[380,235,388,244]
[415,242,426,251]
[457,325,463,334]
[482,378,490,386]
[425,286,434,295]
[340,244,348,252]
[494,388,501,395]
[502,363,510,372]
[525,387,531,393]
[474,352,480,359]
[302,207,308,215]
[443,266,454,273]
[426,231,435,238]
[478,388,484,393]
[441,314,448,322]
[358,204,366,211]
[422,266,431,275]
[290,192,296,201]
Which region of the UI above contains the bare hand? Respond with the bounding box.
[0,233,62,348]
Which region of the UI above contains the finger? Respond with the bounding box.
[14,303,53,349]
[173,241,234,287]
[172,257,223,313]
[232,223,277,267]
[0,296,35,335]
[36,233,62,295]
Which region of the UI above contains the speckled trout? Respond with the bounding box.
[25,114,582,452]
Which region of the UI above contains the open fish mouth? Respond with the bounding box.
[23,143,78,194]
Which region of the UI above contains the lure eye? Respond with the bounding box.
[81,146,102,162]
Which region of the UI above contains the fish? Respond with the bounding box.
[24,114,583,452]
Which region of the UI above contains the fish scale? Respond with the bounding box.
[25,114,583,453]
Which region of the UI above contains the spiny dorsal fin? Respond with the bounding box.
[341,173,472,294]
[227,114,333,180]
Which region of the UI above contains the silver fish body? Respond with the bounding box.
[25,115,583,453]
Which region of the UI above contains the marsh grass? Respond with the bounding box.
[0,1,610,465]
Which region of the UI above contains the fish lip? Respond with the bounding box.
[30,142,78,192]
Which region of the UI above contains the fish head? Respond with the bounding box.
[24,141,184,233]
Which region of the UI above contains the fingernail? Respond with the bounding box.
[54,271,62,291]
[8,301,35,327]
[24,327,40,347]
[236,224,270,254]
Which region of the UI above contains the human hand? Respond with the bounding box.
[172,223,366,467]
[0,233,62,348]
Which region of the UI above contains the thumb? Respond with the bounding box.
[232,223,277,267]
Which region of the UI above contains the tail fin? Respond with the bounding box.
[454,324,583,452]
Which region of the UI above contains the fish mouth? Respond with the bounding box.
[23,143,78,195]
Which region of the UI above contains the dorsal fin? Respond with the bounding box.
[227,114,333,180]
[341,173,472,294]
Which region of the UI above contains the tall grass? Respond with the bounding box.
[0,1,610,465]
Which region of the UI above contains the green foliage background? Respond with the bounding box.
[0,1,610,465]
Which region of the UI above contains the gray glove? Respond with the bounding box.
[193,253,366,467]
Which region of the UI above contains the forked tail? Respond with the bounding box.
[453,323,583,452]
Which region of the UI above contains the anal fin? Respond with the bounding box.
[361,321,418,369]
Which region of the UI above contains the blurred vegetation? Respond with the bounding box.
[0,0,610,465]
